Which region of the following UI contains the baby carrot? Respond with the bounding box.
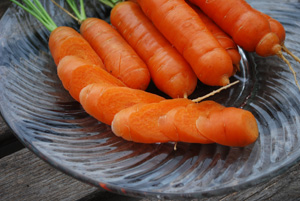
[196,107,259,147]
[65,0,151,90]
[108,1,197,98]
[111,98,259,146]
[189,0,279,56]
[260,13,300,63]
[136,0,234,87]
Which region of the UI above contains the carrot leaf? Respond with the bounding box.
[66,0,86,23]
[98,0,123,8]
[10,0,57,32]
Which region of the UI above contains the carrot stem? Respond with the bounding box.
[50,0,80,23]
[10,0,57,32]
[66,0,86,22]
[192,80,240,103]
[98,0,122,8]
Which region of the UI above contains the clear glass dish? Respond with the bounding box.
[0,0,300,200]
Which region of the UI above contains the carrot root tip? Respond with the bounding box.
[282,45,300,64]
[220,75,230,86]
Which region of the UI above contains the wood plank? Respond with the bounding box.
[1,148,300,201]
[0,148,104,201]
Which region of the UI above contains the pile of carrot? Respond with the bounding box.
[12,0,300,148]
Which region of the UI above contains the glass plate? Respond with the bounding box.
[1,0,300,199]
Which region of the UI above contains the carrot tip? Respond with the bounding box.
[282,45,300,64]
[220,75,230,86]
[277,51,300,91]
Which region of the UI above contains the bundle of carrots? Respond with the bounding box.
[12,0,300,148]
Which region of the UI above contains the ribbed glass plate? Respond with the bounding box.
[1,0,300,199]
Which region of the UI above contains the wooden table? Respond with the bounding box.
[1,1,300,200]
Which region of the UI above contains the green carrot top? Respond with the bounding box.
[98,0,123,8]
[10,0,58,32]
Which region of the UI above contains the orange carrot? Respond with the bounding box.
[190,0,300,89]
[196,107,259,147]
[57,56,125,101]
[189,0,280,56]
[112,98,259,146]
[261,13,286,45]
[109,1,197,98]
[64,0,151,90]
[48,26,105,68]
[136,0,234,87]
[79,83,165,125]
[80,18,150,90]
[188,3,241,71]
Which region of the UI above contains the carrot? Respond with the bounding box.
[135,0,234,87]
[188,2,241,72]
[48,26,105,68]
[111,98,259,146]
[189,0,279,55]
[261,13,286,45]
[63,0,151,90]
[57,56,125,101]
[190,0,300,89]
[261,13,300,64]
[79,83,165,125]
[196,107,259,147]
[105,1,197,98]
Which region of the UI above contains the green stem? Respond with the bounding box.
[66,0,86,22]
[98,0,123,8]
[10,0,57,32]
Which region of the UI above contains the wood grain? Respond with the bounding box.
[0,148,103,201]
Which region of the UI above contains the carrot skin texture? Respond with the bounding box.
[80,18,151,90]
[158,101,225,143]
[49,26,105,68]
[196,107,259,147]
[112,99,259,146]
[262,13,286,45]
[79,83,165,125]
[136,0,234,86]
[190,0,282,57]
[110,1,197,98]
[190,4,241,70]
[112,99,193,143]
[57,56,125,102]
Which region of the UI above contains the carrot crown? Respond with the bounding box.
[10,0,58,32]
